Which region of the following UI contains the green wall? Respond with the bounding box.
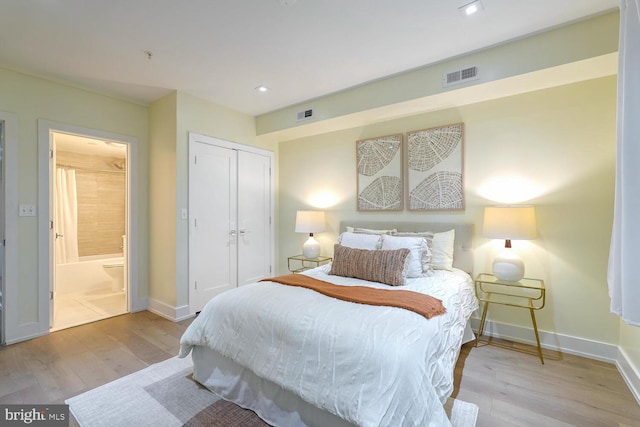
[276,76,619,346]
[0,67,148,340]
[149,92,178,306]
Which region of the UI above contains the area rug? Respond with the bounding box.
[66,356,478,427]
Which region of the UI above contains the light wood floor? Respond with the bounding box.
[1,311,639,426]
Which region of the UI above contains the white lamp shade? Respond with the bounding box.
[483,206,537,240]
[295,210,326,233]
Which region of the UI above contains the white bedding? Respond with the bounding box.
[179,265,478,427]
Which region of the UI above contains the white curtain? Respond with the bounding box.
[608,0,640,326]
[55,167,79,264]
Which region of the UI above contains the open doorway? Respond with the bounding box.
[50,132,129,331]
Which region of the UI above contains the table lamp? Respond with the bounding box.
[295,210,326,258]
[483,206,537,282]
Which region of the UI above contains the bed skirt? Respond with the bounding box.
[462,321,475,344]
[192,346,357,427]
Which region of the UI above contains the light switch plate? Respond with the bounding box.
[19,204,36,216]
[181,208,188,220]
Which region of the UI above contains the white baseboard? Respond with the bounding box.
[469,317,640,402]
[617,347,640,405]
[130,297,148,313]
[469,317,618,362]
[147,298,194,322]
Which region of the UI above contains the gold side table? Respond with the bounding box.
[287,255,332,273]
[474,273,546,364]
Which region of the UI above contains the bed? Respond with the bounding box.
[179,222,478,427]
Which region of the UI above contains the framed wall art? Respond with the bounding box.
[406,123,464,211]
[356,133,403,211]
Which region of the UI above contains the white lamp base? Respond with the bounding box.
[492,248,525,282]
[302,235,321,259]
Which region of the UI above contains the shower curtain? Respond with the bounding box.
[55,167,79,264]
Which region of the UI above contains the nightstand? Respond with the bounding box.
[474,273,546,364]
[287,254,332,273]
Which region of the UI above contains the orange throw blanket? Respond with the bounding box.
[260,274,446,319]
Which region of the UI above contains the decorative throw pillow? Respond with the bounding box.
[394,232,435,275]
[431,229,455,270]
[329,244,410,287]
[337,232,382,250]
[380,234,430,278]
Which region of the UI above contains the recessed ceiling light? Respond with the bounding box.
[459,0,483,16]
[255,85,269,92]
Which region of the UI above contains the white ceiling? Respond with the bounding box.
[54,133,127,158]
[0,0,618,116]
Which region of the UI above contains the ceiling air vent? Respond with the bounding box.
[443,66,479,87]
[296,109,314,122]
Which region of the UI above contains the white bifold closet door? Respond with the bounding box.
[189,137,272,314]
[236,150,271,286]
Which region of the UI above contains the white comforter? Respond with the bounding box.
[179,265,477,427]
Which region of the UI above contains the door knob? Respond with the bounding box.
[55,233,64,239]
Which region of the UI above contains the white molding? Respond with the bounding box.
[187,132,275,315]
[189,132,273,158]
[125,137,140,314]
[130,297,148,313]
[37,120,139,339]
[1,111,20,344]
[175,305,193,322]
[617,347,640,405]
[148,298,194,322]
[5,324,48,345]
[469,317,618,362]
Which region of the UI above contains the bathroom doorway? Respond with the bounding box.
[50,132,129,331]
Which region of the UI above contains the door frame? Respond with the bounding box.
[0,112,17,344]
[187,133,275,315]
[37,120,139,334]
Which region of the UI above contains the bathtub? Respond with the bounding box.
[56,253,124,294]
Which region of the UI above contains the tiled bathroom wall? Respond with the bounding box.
[57,151,126,257]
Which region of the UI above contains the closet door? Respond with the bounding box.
[189,142,238,313]
[237,150,271,286]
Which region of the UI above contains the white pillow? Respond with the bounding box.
[337,232,382,250]
[345,227,397,235]
[431,229,455,270]
[381,234,429,278]
[394,232,434,274]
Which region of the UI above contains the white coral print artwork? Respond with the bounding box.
[356,134,403,211]
[407,123,464,210]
